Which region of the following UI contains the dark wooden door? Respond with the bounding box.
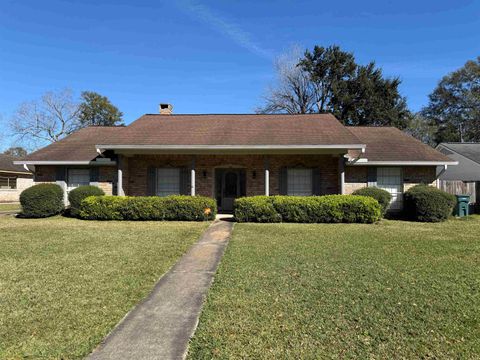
[215,169,246,212]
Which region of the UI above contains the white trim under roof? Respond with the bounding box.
[348,160,458,166]
[13,160,117,166]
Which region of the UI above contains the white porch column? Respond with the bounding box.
[117,156,125,196]
[264,158,270,196]
[55,166,68,205]
[338,156,345,195]
[191,157,196,196]
[56,180,68,205]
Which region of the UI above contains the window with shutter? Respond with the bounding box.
[67,169,90,192]
[156,168,181,196]
[287,168,313,196]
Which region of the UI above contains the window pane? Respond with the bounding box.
[377,167,403,210]
[0,176,17,189]
[157,168,180,196]
[67,169,90,191]
[287,168,313,196]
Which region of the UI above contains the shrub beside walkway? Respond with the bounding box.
[87,219,233,360]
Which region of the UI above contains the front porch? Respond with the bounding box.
[118,154,345,212]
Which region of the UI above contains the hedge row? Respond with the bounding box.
[404,184,456,222]
[68,185,105,217]
[352,187,392,216]
[20,183,64,218]
[234,195,382,223]
[79,195,217,221]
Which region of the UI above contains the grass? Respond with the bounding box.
[189,216,480,359]
[0,203,20,211]
[0,216,208,359]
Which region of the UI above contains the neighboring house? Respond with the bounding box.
[15,105,456,212]
[0,154,34,203]
[436,143,480,207]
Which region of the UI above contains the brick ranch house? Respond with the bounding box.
[15,105,457,212]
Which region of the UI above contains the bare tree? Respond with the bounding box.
[256,46,316,114]
[11,89,81,149]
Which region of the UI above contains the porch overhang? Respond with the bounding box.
[95,144,367,155]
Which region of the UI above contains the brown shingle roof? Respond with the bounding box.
[0,154,31,173]
[22,114,363,162]
[348,127,452,162]
[20,114,452,164]
[24,127,124,162]
[102,113,363,146]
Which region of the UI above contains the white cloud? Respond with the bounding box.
[176,0,273,59]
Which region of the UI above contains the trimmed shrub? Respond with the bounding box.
[68,185,105,217]
[404,184,456,222]
[79,195,217,221]
[234,196,281,223]
[20,183,64,218]
[352,187,392,216]
[234,195,381,223]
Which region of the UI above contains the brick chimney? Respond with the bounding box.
[159,103,173,115]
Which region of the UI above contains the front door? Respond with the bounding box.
[215,169,246,212]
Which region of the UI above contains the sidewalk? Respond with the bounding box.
[87,219,234,360]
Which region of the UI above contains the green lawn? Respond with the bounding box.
[0,216,208,359]
[189,217,480,359]
[0,203,20,211]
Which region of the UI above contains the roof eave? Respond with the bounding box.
[348,160,459,166]
[13,160,117,166]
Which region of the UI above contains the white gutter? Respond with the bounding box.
[0,169,32,175]
[348,160,458,166]
[95,144,367,151]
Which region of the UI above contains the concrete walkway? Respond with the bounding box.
[87,219,234,360]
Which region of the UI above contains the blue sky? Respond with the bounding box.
[1,0,479,150]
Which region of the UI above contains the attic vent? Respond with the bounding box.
[159,103,173,115]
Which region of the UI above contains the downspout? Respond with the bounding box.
[96,148,105,157]
[437,164,448,178]
[436,165,448,188]
[346,147,366,164]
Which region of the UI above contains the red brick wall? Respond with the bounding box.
[34,165,116,195]
[98,166,116,195]
[344,166,368,194]
[34,163,439,198]
[345,165,438,194]
[34,166,56,182]
[403,166,437,191]
[269,154,339,195]
[124,154,341,197]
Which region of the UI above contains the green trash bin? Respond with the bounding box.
[455,195,470,217]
